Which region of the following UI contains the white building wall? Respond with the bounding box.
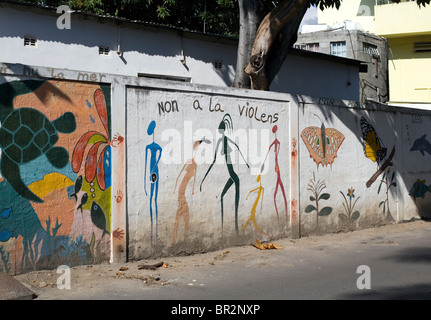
[0,3,360,101]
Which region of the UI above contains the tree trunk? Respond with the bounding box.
[233,0,262,89]
[244,0,311,90]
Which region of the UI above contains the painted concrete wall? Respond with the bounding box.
[126,86,291,258]
[298,98,431,236]
[0,74,115,274]
[2,62,431,273]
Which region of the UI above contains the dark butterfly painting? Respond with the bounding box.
[360,117,387,165]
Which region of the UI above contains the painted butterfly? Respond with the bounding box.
[301,115,345,168]
[360,117,387,165]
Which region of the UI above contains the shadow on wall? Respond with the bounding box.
[0,79,117,274]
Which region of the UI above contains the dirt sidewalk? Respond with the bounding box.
[14,219,431,300]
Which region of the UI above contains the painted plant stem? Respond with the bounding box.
[305,172,332,228]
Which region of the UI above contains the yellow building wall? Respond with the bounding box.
[375,1,431,38]
[388,36,431,103]
[318,0,376,32]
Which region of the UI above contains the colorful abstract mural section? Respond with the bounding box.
[0,79,114,274]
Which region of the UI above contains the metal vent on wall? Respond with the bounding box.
[24,36,37,47]
[414,42,431,53]
[214,60,223,69]
[99,46,110,56]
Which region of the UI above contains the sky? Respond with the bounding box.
[299,5,318,30]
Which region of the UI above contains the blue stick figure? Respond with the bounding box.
[144,121,162,243]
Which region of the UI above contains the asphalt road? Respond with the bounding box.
[16,219,431,301]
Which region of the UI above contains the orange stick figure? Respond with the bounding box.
[173,139,209,244]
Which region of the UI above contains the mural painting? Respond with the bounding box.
[305,172,333,229]
[126,88,290,259]
[338,187,360,225]
[0,79,117,273]
[261,125,288,223]
[377,169,397,222]
[360,116,396,188]
[411,135,431,156]
[409,179,431,200]
[200,114,250,235]
[144,120,163,243]
[301,114,345,169]
[173,138,210,244]
[242,175,269,236]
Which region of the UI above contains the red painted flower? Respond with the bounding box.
[72,89,122,190]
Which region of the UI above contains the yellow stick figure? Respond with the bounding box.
[242,175,269,236]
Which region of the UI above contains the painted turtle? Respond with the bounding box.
[0,107,76,203]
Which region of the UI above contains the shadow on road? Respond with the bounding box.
[337,283,431,300]
[382,246,431,264]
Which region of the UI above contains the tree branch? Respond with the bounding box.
[366,146,396,188]
[244,0,311,90]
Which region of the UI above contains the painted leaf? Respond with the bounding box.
[305,205,316,213]
[378,181,383,194]
[85,141,104,183]
[351,211,360,221]
[94,89,109,138]
[96,145,108,191]
[310,196,316,201]
[72,131,100,172]
[379,201,385,207]
[338,213,350,223]
[319,193,330,200]
[318,206,333,216]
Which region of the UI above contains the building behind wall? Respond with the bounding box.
[317,0,431,106]
[295,27,389,104]
[0,0,365,102]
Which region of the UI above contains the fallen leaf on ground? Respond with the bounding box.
[252,240,284,250]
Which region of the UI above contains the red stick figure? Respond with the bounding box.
[261,125,288,222]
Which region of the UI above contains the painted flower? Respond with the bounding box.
[72,89,123,191]
[347,187,355,200]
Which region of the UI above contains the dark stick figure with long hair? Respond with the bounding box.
[200,114,249,234]
[144,120,162,243]
[261,125,288,223]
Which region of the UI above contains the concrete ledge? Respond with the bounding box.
[0,273,37,300]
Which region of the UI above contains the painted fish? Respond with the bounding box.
[90,201,109,237]
[409,179,431,199]
[0,207,12,219]
[411,135,431,156]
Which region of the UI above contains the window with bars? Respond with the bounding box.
[330,41,346,57]
[294,43,320,52]
[363,43,380,58]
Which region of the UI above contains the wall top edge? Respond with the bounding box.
[2,61,429,115]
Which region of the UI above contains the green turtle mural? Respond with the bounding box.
[0,81,76,203]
